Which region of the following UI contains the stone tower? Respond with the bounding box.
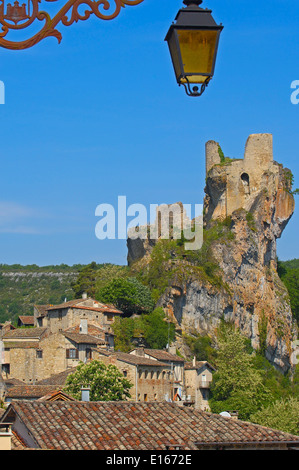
[204,134,291,223]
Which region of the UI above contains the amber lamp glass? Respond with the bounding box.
[165,0,223,96]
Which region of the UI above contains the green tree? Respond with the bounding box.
[113,316,135,352]
[72,262,99,298]
[97,277,154,315]
[141,307,176,350]
[209,323,271,420]
[95,264,128,291]
[184,333,216,363]
[250,397,299,435]
[278,263,299,325]
[63,360,132,401]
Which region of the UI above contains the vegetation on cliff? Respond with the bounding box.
[112,307,176,352]
[129,218,234,303]
[97,277,154,316]
[209,323,299,432]
[278,258,299,325]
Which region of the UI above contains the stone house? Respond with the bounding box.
[94,349,175,403]
[1,297,121,384]
[1,296,216,408]
[184,359,216,411]
[0,322,15,338]
[33,296,122,332]
[129,348,185,400]
[1,400,299,450]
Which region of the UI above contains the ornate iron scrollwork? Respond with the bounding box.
[0,0,144,50]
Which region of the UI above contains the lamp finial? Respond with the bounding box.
[183,0,203,6]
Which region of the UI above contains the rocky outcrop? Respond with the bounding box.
[128,134,298,372]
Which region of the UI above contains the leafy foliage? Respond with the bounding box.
[278,259,299,325]
[72,262,129,299]
[251,397,299,435]
[97,277,154,315]
[209,323,272,420]
[113,308,175,352]
[63,360,132,401]
[112,316,136,352]
[140,307,176,350]
[183,333,216,363]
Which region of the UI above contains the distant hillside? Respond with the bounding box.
[0,264,82,325]
[0,263,128,325]
[278,259,299,270]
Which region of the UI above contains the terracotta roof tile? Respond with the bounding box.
[143,349,185,363]
[3,327,47,340]
[98,350,170,367]
[2,401,298,450]
[45,298,122,315]
[18,316,35,325]
[5,385,59,399]
[63,332,106,345]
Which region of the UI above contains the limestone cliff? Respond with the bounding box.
[127,134,297,372]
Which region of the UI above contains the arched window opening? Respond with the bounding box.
[241,172,250,195]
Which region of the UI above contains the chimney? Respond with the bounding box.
[80,319,88,335]
[193,356,196,367]
[82,292,87,300]
[81,386,90,402]
[135,348,145,357]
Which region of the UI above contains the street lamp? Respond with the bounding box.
[165,0,223,97]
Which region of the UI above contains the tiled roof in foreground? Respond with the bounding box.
[2,401,299,451]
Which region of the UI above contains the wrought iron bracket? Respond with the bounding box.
[0,0,145,50]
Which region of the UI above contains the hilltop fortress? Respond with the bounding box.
[128,134,297,372]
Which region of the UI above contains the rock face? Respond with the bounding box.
[128,134,298,372]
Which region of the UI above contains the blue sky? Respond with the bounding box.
[0,0,299,266]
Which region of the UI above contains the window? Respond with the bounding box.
[66,349,79,359]
[36,350,43,359]
[123,370,128,377]
[1,364,10,375]
[144,394,148,402]
[86,348,92,360]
